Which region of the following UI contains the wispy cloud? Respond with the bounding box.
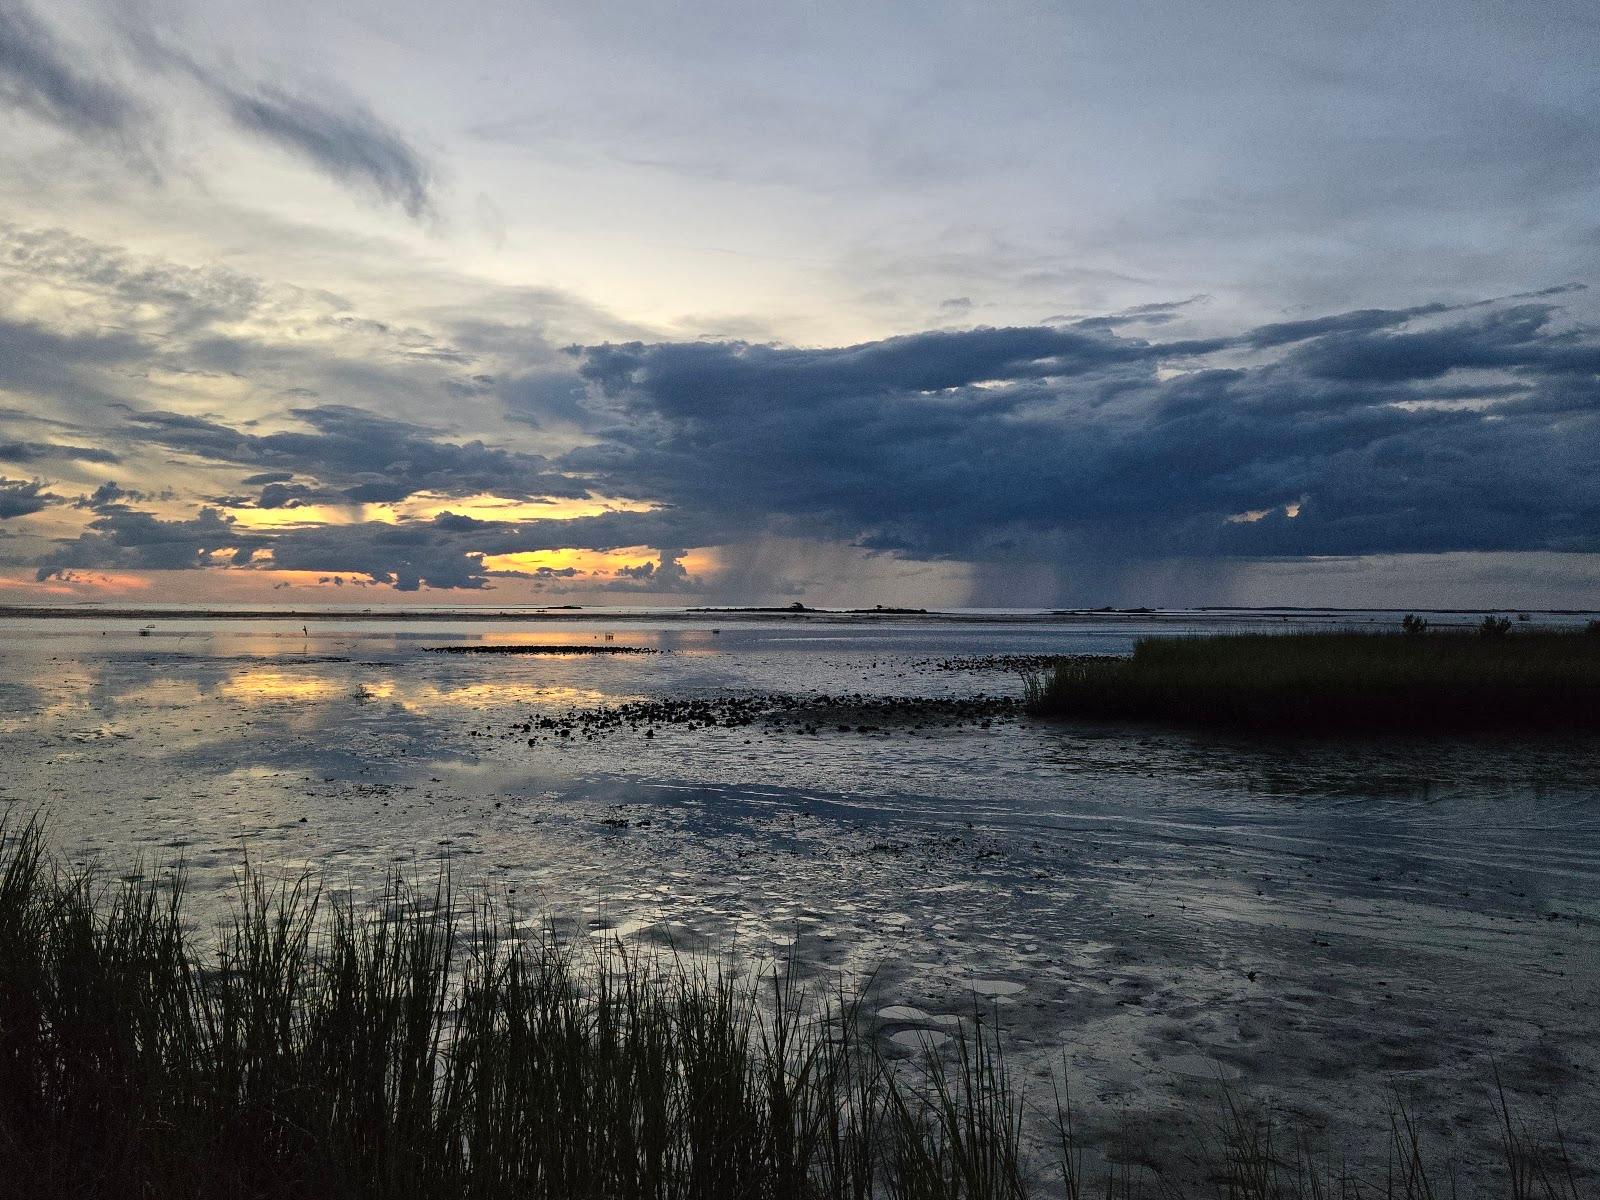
[0,0,142,145]
[0,0,436,219]
[0,440,121,465]
[206,79,435,220]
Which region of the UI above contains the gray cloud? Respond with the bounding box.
[210,81,435,220]
[602,548,695,592]
[259,519,488,591]
[123,404,588,506]
[71,480,164,511]
[130,17,437,221]
[0,2,435,219]
[0,314,147,405]
[35,505,264,578]
[0,439,121,465]
[0,0,141,144]
[0,223,266,334]
[0,476,60,518]
[564,298,1600,596]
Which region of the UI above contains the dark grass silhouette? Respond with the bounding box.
[0,818,1583,1198]
[1025,626,1600,731]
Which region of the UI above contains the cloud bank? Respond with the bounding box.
[3,272,1595,601]
[565,299,1600,577]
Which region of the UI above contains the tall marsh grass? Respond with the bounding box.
[0,818,1584,1198]
[1025,628,1600,731]
[0,817,1040,1199]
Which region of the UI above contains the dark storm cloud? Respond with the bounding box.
[1244,303,1455,350]
[573,324,1205,418]
[445,508,735,557]
[0,0,141,144]
[562,299,1600,569]
[0,476,60,518]
[1286,304,1566,383]
[123,404,589,505]
[35,505,265,578]
[261,520,489,591]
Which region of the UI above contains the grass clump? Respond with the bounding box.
[0,817,1042,1200]
[0,818,1587,1198]
[1024,626,1600,731]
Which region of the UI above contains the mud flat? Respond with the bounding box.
[1,613,1595,1194]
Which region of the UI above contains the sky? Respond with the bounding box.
[1,0,1598,609]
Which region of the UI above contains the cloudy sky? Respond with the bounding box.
[1,0,1598,608]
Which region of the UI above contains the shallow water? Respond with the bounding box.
[2,609,1597,1188]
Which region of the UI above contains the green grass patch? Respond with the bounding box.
[1024,626,1600,731]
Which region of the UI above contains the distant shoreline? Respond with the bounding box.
[1,604,1595,624]
[0,605,1089,624]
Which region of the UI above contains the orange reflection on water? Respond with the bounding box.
[220,669,346,704]
[377,681,623,713]
[220,672,628,715]
[474,629,661,649]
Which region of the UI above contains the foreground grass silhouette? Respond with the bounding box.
[0,819,1583,1198]
[1025,627,1600,731]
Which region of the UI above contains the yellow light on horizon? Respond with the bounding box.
[392,492,658,523]
[223,492,660,531]
[225,504,365,530]
[481,545,719,579]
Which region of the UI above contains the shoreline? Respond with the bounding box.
[3,603,1597,625]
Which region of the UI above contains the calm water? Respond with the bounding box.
[2,608,1597,1185]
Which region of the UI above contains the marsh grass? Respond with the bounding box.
[0,819,1584,1198]
[1024,629,1600,731]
